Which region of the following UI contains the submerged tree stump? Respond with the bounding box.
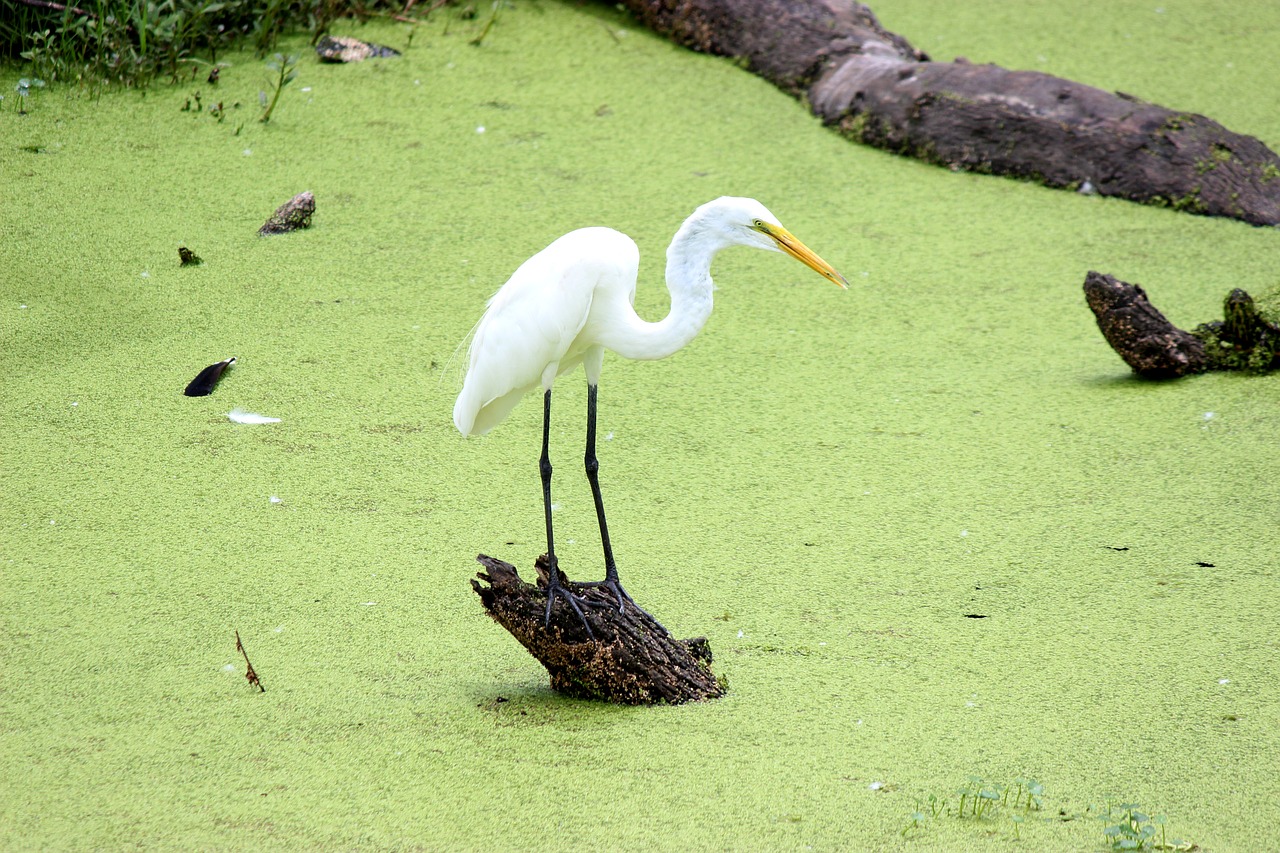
[1083,271,1206,378]
[619,0,1280,226]
[258,191,315,236]
[1084,271,1280,377]
[471,555,725,704]
[315,35,401,63]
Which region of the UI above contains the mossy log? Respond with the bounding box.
[471,554,725,704]
[619,0,1280,226]
[1083,271,1206,378]
[258,191,315,236]
[314,35,400,63]
[1194,288,1280,372]
[1084,271,1280,377]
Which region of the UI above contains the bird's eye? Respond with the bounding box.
[751,219,765,229]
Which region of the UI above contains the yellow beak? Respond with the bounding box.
[755,222,849,289]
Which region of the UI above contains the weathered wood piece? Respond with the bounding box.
[619,0,1280,226]
[258,191,315,236]
[1086,271,1280,376]
[315,35,400,63]
[471,554,725,704]
[1083,271,1205,378]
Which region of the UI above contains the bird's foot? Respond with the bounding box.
[577,577,667,635]
[538,556,596,640]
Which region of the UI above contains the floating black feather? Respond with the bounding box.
[184,357,236,396]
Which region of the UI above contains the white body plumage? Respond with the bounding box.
[453,197,846,437]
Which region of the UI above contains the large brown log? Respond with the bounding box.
[620,0,1280,226]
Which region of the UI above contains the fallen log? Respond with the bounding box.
[1084,271,1280,377]
[619,0,1280,227]
[471,554,726,704]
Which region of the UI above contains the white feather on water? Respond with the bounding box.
[228,409,281,425]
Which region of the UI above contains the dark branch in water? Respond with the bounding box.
[1085,271,1280,377]
[235,630,265,693]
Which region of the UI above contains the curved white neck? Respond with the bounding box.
[605,220,727,361]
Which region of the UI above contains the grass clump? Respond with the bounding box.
[904,781,1196,849]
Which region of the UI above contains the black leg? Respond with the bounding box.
[538,389,593,638]
[580,384,662,630]
[584,384,620,593]
[540,389,555,560]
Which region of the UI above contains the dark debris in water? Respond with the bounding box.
[184,356,235,396]
[315,35,401,63]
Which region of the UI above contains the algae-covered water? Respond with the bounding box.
[2,1,1279,849]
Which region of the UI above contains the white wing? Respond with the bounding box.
[453,227,639,436]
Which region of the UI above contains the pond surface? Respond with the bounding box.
[2,1,1278,849]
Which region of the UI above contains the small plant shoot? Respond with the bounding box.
[902,776,1045,840]
[260,53,298,123]
[14,77,45,114]
[1098,802,1192,851]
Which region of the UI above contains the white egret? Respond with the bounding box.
[454,196,847,634]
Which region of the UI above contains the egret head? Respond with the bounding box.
[696,196,849,289]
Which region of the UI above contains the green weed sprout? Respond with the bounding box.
[1099,803,1189,850]
[1009,776,1045,811]
[14,78,46,115]
[259,53,297,123]
[901,808,927,837]
[903,777,1044,839]
[956,776,1003,819]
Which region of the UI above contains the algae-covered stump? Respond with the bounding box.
[258,190,315,236]
[1084,270,1280,377]
[1083,271,1206,378]
[472,555,725,705]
